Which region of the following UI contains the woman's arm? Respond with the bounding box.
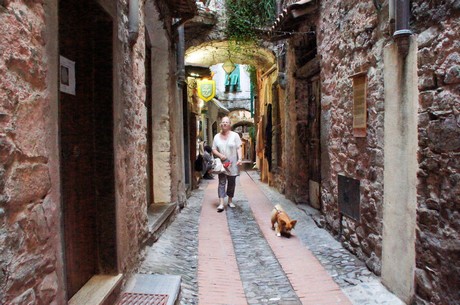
[237,145,243,165]
[212,148,226,160]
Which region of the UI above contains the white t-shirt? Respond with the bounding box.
[212,131,242,176]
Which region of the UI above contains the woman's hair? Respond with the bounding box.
[204,145,212,153]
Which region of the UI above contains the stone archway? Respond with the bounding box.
[231,112,255,162]
[184,39,275,169]
[185,40,275,71]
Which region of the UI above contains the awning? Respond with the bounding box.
[267,0,317,41]
[211,98,229,114]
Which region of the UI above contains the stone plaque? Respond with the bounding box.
[351,72,367,137]
[338,175,360,221]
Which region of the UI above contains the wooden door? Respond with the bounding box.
[308,76,321,209]
[59,0,115,298]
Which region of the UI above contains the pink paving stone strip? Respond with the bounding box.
[239,172,353,305]
[197,180,247,305]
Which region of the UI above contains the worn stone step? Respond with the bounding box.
[146,202,178,245]
[120,274,181,305]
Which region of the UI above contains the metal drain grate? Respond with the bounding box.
[118,293,169,305]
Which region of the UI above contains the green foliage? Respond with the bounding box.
[248,126,256,141]
[225,0,276,42]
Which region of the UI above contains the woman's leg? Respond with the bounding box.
[217,174,227,212]
[226,176,237,208]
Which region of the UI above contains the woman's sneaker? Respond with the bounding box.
[217,203,224,212]
[228,202,236,208]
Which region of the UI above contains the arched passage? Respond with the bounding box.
[185,40,275,71]
[231,112,255,162]
[184,39,275,174]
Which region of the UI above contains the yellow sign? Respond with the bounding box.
[197,79,216,102]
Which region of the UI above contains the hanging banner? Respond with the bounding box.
[197,79,216,102]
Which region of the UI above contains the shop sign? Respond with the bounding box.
[197,79,216,102]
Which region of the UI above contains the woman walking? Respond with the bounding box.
[212,116,243,212]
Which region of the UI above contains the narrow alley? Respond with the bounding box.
[1,0,459,304]
[138,171,404,305]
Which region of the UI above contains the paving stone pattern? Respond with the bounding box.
[226,197,302,305]
[139,171,405,305]
[246,171,405,305]
[138,183,204,305]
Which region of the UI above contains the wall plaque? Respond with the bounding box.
[59,56,76,95]
[350,72,367,137]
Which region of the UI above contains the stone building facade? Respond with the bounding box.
[411,2,460,304]
[262,0,459,304]
[0,0,195,303]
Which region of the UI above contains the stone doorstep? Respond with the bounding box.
[146,202,178,245]
[68,274,123,305]
[121,274,182,305]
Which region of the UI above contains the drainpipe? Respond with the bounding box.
[393,0,412,57]
[177,24,185,85]
[389,0,395,34]
[128,0,139,46]
[250,81,254,118]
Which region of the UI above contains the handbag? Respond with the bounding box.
[211,158,226,174]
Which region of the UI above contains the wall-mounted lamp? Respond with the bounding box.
[222,59,236,75]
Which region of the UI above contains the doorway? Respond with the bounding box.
[145,29,154,205]
[59,0,117,299]
[307,75,321,209]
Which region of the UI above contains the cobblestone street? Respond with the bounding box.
[139,171,405,305]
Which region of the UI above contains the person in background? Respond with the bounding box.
[212,116,243,212]
[202,145,214,180]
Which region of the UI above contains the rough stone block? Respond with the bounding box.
[427,116,460,152]
[0,135,15,165]
[14,98,48,157]
[38,272,58,304]
[5,163,50,209]
[9,288,36,305]
[444,65,460,84]
[417,27,438,49]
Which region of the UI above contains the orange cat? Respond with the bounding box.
[271,204,297,237]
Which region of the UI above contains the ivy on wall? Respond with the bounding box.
[225,0,276,42]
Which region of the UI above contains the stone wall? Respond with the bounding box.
[412,2,460,304]
[113,0,149,275]
[0,0,166,302]
[277,0,459,302]
[0,1,61,303]
[317,0,390,274]
[185,0,223,51]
